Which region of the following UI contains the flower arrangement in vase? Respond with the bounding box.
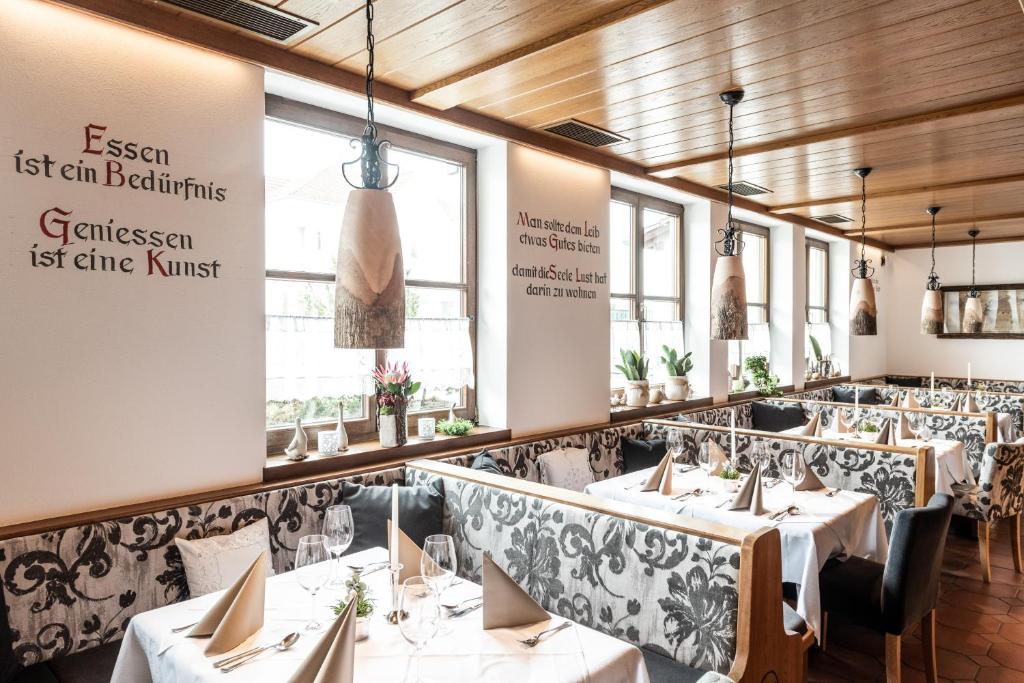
[372,362,421,448]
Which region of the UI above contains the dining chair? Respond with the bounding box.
[817,494,954,683]
[952,442,1024,582]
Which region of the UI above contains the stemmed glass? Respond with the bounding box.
[780,450,805,507]
[421,534,458,633]
[697,442,715,482]
[398,577,441,683]
[667,429,685,467]
[322,505,354,588]
[295,534,331,631]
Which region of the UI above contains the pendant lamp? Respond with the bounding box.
[849,167,878,336]
[710,89,748,341]
[919,206,943,334]
[334,0,405,349]
[962,229,984,334]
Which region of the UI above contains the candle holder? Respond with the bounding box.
[387,564,406,624]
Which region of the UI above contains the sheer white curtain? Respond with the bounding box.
[387,317,474,409]
[610,320,641,388]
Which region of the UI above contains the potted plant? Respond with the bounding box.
[660,346,694,401]
[720,464,741,493]
[744,355,782,397]
[333,571,375,641]
[808,335,823,379]
[616,349,650,407]
[437,417,475,436]
[372,362,421,447]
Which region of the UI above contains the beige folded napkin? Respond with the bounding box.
[793,462,826,491]
[965,393,980,413]
[286,592,356,683]
[387,521,422,584]
[898,412,915,440]
[798,413,822,437]
[901,391,921,410]
[706,439,729,475]
[482,553,550,630]
[189,551,266,655]
[949,394,964,411]
[728,466,767,515]
[873,419,895,446]
[886,391,899,407]
[642,452,674,494]
[831,409,852,434]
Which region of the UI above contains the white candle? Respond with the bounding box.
[730,408,736,464]
[967,363,972,389]
[930,372,935,403]
[854,392,859,422]
[390,484,400,569]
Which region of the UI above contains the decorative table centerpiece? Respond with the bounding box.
[333,570,374,641]
[372,362,421,448]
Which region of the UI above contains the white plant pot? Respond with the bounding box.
[355,616,370,641]
[723,479,740,493]
[379,415,398,448]
[664,376,690,401]
[624,380,649,408]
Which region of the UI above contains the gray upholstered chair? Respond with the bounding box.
[817,494,954,683]
[953,442,1024,582]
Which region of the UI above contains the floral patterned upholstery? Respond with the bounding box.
[954,443,1024,522]
[406,466,744,675]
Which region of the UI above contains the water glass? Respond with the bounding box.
[667,429,685,463]
[421,534,457,632]
[322,505,354,587]
[295,534,331,631]
[398,577,440,683]
[697,442,714,481]
[780,450,805,504]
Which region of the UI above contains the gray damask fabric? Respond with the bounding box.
[954,443,1024,522]
[407,468,742,674]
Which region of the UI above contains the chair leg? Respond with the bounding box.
[819,611,828,652]
[1011,514,1023,573]
[885,633,902,683]
[921,610,937,683]
[978,520,992,583]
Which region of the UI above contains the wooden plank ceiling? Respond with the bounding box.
[125,0,1024,248]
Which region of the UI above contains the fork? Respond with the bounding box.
[170,621,198,633]
[519,622,572,647]
[449,601,483,618]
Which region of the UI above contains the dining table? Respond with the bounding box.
[583,465,888,641]
[110,546,651,683]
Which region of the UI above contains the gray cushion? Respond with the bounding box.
[46,642,119,683]
[341,481,444,554]
[783,602,807,634]
[622,438,667,474]
[469,450,504,476]
[832,386,880,405]
[640,648,707,683]
[751,401,806,432]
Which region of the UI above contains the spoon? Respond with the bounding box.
[519,622,572,648]
[672,488,702,501]
[215,633,300,671]
[770,505,800,521]
[825,488,840,497]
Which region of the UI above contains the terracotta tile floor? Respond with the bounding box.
[809,522,1024,682]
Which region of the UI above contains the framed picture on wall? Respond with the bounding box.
[939,283,1024,339]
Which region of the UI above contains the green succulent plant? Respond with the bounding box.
[809,335,823,362]
[660,346,693,377]
[437,418,475,436]
[615,349,649,382]
[744,355,782,397]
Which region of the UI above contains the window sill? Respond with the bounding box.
[727,385,796,403]
[263,425,509,483]
[610,396,713,423]
[803,375,850,390]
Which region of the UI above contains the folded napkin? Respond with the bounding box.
[898,412,915,440]
[641,452,674,494]
[706,439,729,476]
[949,394,964,411]
[189,551,266,655]
[901,391,921,410]
[728,466,767,515]
[831,409,852,434]
[889,391,901,407]
[873,419,896,446]
[965,393,980,413]
[793,461,826,491]
[286,593,356,683]
[482,553,550,630]
[797,412,822,437]
[387,521,422,584]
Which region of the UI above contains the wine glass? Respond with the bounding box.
[697,442,714,482]
[398,577,440,683]
[295,534,331,631]
[780,450,805,506]
[322,505,354,588]
[421,535,457,633]
[667,429,685,467]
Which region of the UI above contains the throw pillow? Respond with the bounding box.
[751,401,807,432]
[341,481,444,554]
[622,437,667,474]
[176,518,274,596]
[537,447,596,492]
[832,386,880,405]
[470,449,505,476]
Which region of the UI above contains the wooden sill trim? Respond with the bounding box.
[803,375,851,390]
[609,396,714,423]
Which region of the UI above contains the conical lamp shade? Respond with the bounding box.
[920,289,943,334]
[710,254,748,340]
[849,277,877,336]
[962,295,984,334]
[334,189,405,349]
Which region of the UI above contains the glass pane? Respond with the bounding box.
[807,245,827,311]
[610,200,633,294]
[741,231,767,305]
[611,297,633,321]
[807,308,828,324]
[643,299,677,321]
[265,119,354,273]
[729,323,772,392]
[644,321,684,383]
[747,305,767,325]
[611,320,641,388]
[389,146,464,283]
[406,287,462,319]
[641,208,679,297]
[806,322,832,362]
[265,280,373,427]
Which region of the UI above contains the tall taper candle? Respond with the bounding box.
[390,484,399,569]
[967,363,972,390]
[854,392,859,425]
[930,372,935,403]
[730,408,737,464]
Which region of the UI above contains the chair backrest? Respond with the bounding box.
[881,493,954,634]
[966,443,1024,522]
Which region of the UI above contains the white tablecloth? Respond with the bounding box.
[111,547,650,683]
[584,467,888,641]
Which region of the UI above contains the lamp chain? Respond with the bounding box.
[926,209,940,290]
[859,173,867,264]
[726,100,734,238]
[364,0,375,133]
[970,230,978,297]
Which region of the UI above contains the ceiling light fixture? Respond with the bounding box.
[334,0,405,349]
[962,229,984,334]
[849,167,878,336]
[710,89,748,341]
[920,207,943,335]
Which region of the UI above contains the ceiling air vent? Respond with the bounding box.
[158,0,316,42]
[715,181,772,196]
[542,119,628,147]
[811,214,853,224]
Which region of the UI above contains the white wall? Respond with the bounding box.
[0,0,266,524]
[770,223,805,388]
[886,242,1024,381]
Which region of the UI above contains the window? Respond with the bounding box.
[264,98,476,449]
[728,223,770,389]
[609,189,684,388]
[806,238,831,373]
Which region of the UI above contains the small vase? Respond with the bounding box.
[335,401,349,452]
[664,376,690,401]
[624,380,649,408]
[379,414,398,448]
